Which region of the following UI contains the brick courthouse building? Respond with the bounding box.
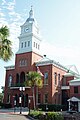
[4,7,80,110]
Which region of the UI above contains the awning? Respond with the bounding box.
[67,97,80,102]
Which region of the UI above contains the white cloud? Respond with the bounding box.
[2,0,16,11]
[7,1,16,11]
[1,0,6,5]
[41,40,80,66]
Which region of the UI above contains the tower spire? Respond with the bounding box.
[29,5,34,18]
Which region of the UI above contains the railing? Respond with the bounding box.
[11,83,25,87]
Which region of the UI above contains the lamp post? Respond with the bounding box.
[28,99,31,114]
[14,100,16,113]
[19,87,25,114]
[13,96,16,113]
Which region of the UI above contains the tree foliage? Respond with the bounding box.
[25,71,43,88]
[0,26,13,61]
[25,71,43,109]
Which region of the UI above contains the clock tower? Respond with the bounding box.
[17,6,42,55]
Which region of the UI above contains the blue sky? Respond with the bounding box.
[0,0,80,92]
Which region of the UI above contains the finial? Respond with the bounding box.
[29,5,34,18]
[31,5,33,10]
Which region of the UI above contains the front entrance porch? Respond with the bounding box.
[67,96,80,112]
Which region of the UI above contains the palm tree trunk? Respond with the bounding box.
[32,87,35,109]
[36,86,38,109]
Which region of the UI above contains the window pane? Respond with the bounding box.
[44,93,48,103]
[38,45,40,49]
[21,43,23,48]
[62,77,66,86]
[54,72,57,85]
[28,41,30,46]
[58,74,60,86]
[25,42,26,47]
[36,43,37,48]
[38,94,41,103]
[44,72,48,84]
[7,94,10,103]
[34,42,35,47]
[8,75,12,87]
[74,86,78,93]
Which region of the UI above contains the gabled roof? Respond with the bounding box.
[67,97,80,102]
[66,65,79,74]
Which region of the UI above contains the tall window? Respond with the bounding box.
[38,45,40,50]
[54,72,57,85]
[25,42,26,47]
[21,42,23,48]
[7,94,10,103]
[74,86,78,93]
[38,93,41,103]
[34,42,35,47]
[36,43,37,48]
[44,93,48,103]
[44,72,48,84]
[20,59,27,66]
[62,76,66,86]
[28,41,30,46]
[58,74,60,86]
[8,75,12,87]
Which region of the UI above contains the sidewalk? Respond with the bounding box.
[0,107,29,115]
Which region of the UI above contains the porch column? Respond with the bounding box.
[68,101,71,111]
[78,101,80,112]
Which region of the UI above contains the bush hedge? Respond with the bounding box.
[0,103,12,108]
[30,110,43,119]
[38,104,67,111]
[46,112,64,120]
[29,111,64,120]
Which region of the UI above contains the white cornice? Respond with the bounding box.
[4,65,15,70]
[36,60,68,72]
[19,32,41,41]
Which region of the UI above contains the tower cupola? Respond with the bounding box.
[26,6,35,23]
[16,6,42,55]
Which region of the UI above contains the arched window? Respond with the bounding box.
[8,75,12,87]
[16,73,20,84]
[20,72,25,84]
[44,72,48,84]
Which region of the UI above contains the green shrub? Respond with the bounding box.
[30,110,43,119]
[47,112,64,120]
[30,111,64,120]
[38,104,67,111]
[1,103,12,108]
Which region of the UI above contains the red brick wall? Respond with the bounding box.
[70,86,80,98]
[4,51,42,108]
[52,65,66,104]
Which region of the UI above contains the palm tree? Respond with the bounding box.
[0,26,13,61]
[25,71,43,109]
